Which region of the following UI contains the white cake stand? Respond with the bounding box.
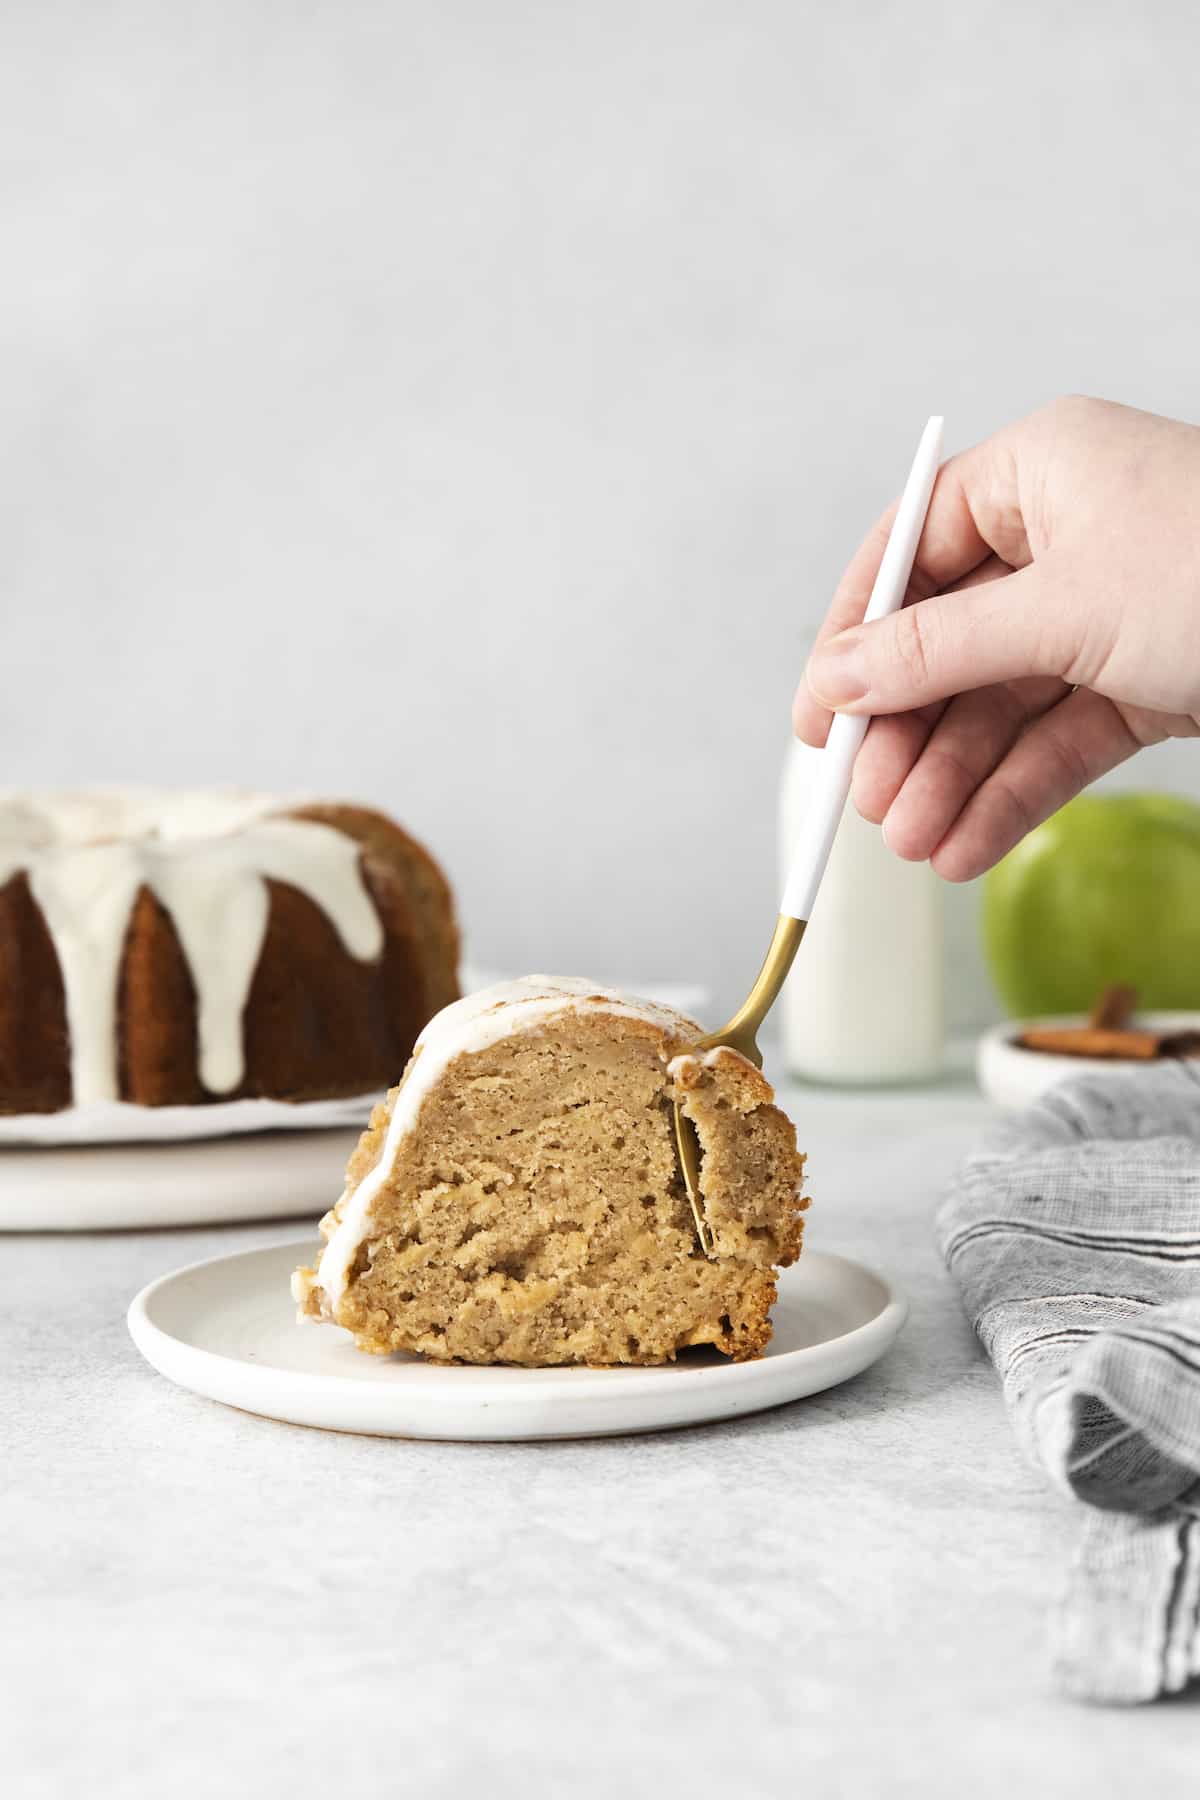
[0,1127,361,1231]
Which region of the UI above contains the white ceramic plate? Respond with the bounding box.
[976,1011,1200,1109]
[0,1129,360,1232]
[127,1240,907,1441]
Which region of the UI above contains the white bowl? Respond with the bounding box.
[976,1011,1200,1109]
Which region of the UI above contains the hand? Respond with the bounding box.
[793,397,1200,880]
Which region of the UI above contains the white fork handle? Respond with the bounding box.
[781,414,944,923]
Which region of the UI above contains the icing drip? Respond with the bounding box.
[307,976,700,1310]
[0,791,385,1105]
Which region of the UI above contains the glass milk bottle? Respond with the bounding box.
[779,737,944,1084]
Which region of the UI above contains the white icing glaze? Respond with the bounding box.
[666,1045,728,1077]
[0,790,385,1105]
[0,786,279,847]
[310,976,699,1309]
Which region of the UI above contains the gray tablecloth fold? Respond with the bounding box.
[937,1063,1200,1703]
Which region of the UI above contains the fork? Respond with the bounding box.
[674,415,945,1255]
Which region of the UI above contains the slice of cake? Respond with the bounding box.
[293,977,808,1366]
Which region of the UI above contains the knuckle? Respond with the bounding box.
[892,605,935,691]
[1061,611,1119,690]
[988,772,1035,845]
[1027,393,1110,454]
[924,740,980,796]
[1050,393,1105,425]
[1043,722,1092,795]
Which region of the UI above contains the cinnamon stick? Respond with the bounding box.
[1087,983,1138,1031]
[1018,1025,1164,1060]
[1015,984,1200,1061]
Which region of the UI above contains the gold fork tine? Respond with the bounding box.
[674,916,806,1254]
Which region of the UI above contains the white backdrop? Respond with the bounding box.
[3,1,1198,1025]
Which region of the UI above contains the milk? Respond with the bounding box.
[779,738,944,1084]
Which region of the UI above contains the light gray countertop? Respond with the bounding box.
[4,1071,1196,1798]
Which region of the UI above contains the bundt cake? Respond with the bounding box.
[293,977,807,1366]
[0,789,459,1113]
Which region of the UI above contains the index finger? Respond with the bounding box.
[792,428,1034,746]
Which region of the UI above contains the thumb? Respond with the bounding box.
[804,560,1077,715]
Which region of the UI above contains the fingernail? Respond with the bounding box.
[806,631,868,707]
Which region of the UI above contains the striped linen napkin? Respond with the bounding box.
[937,1062,1200,1703]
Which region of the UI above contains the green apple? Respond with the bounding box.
[982,791,1200,1017]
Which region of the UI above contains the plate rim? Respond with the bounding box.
[127,1237,908,1414]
